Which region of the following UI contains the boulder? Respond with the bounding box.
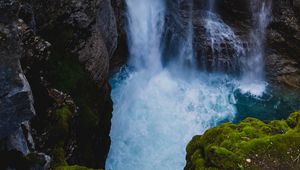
[185,111,300,170]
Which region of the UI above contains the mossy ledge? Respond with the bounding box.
[55,165,103,170]
[185,111,300,170]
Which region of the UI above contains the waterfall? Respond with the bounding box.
[200,0,245,74]
[104,0,292,169]
[239,0,272,96]
[126,0,166,72]
[208,0,216,12]
[248,0,272,79]
[203,12,245,73]
[106,0,237,169]
[174,0,195,70]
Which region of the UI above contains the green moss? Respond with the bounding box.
[52,106,72,134]
[287,111,300,129]
[39,20,111,168]
[55,165,102,170]
[50,147,100,170]
[51,147,68,169]
[185,111,300,170]
[44,42,107,168]
[207,146,242,170]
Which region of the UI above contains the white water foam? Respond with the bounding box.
[105,0,271,169]
[240,0,272,96]
[204,12,245,72]
[238,79,268,97]
[106,69,237,170]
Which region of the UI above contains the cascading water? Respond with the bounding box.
[203,12,245,73]
[208,0,216,12]
[106,0,237,169]
[106,0,297,169]
[177,1,195,69]
[239,0,272,96]
[125,0,165,72]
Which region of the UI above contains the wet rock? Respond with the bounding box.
[186,0,300,89]
[266,54,300,88]
[77,26,110,85]
[0,0,20,24]
[97,0,118,58]
[19,3,36,31]
[16,0,118,168]
[265,0,300,89]
[163,1,248,73]
[0,0,35,140]
[6,127,30,155]
[0,2,38,169]
[110,0,128,74]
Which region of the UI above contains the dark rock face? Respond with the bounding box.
[6,127,30,155]
[266,0,300,88]
[26,0,119,86]
[219,0,300,89]
[0,0,35,140]
[163,0,249,73]
[17,0,120,168]
[1,0,125,169]
[192,11,247,73]
[97,0,118,58]
[110,0,128,74]
[186,0,300,89]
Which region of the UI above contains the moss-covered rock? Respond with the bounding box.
[185,111,300,170]
[52,106,73,135]
[55,165,102,170]
[0,150,49,170]
[50,147,101,170]
[45,51,112,168]
[16,0,118,168]
[51,147,68,169]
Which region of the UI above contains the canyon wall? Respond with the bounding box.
[0,0,126,169]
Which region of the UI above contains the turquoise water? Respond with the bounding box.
[107,67,237,169]
[234,87,300,122]
[106,66,300,170]
[105,0,299,169]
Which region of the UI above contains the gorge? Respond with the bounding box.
[1,0,300,170]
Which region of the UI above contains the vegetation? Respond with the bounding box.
[185,111,300,170]
[24,22,108,169]
[56,165,102,170]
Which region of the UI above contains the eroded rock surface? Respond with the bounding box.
[0,0,35,140]
[1,0,124,169]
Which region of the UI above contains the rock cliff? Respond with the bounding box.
[0,0,125,169]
